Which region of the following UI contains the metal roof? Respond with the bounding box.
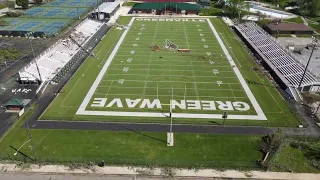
[94,2,120,14]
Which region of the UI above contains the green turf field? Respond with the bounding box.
[40,17,300,127]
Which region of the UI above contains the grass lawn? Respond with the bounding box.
[269,141,320,173]
[283,16,304,24]
[0,107,262,169]
[122,1,137,6]
[39,17,300,127]
[308,23,320,34]
[200,8,223,16]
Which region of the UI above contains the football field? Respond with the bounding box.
[40,17,300,126]
[76,18,265,120]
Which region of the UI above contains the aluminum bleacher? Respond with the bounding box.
[236,22,320,90]
[19,19,103,83]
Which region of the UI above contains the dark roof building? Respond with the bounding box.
[130,2,200,15]
[265,22,314,35]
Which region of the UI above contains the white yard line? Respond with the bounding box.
[106,69,234,72]
[142,21,159,95]
[101,79,241,84]
[97,86,245,91]
[104,74,238,78]
[183,20,200,100]
[228,84,237,101]
[111,64,230,67]
[104,80,114,98]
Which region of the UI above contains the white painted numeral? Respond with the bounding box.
[133,44,138,47]
[201,38,206,42]
[200,33,204,36]
[130,50,135,54]
[216,81,223,86]
[204,45,208,48]
[138,32,142,35]
[198,29,202,32]
[206,52,211,56]
[118,79,124,84]
[212,69,219,74]
[127,58,132,63]
[123,67,129,72]
[135,37,140,40]
[209,60,215,64]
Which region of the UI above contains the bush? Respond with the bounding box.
[5,11,24,17]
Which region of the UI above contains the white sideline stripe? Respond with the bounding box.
[206,19,266,120]
[77,18,266,121]
[76,18,135,114]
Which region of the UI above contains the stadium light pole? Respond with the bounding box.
[26,119,37,162]
[25,32,42,83]
[298,37,318,90]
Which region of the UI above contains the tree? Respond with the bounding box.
[260,129,284,163]
[16,0,28,9]
[5,0,15,9]
[226,0,243,18]
[34,0,43,5]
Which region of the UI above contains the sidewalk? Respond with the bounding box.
[1,163,320,180]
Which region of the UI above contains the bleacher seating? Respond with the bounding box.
[237,22,319,88]
[19,19,103,82]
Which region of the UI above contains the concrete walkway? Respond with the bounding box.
[1,163,320,180]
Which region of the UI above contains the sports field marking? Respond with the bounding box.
[183,21,200,100]
[96,86,245,91]
[76,18,267,120]
[100,79,241,84]
[143,21,159,95]
[93,93,249,99]
[102,74,238,78]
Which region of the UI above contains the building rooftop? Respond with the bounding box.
[266,23,314,32]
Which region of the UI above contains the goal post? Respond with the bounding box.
[164,39,178,51]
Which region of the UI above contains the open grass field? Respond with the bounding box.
[40,17,300,127]
[0,105,262,169]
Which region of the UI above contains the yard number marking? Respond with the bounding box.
[200,33,204,37]
[201,38,206,42]
[138,32,142,35]
[135,37,140,40]
[118,79,124,84]
[216,81,223,86]
[209,60,215,65]
[130,50,135,54]
[206,52,211,56]
[212,69,219,74]
[127,58,132,63]
[204,45,208,48]
[133,44,138,47]
[198,29,202,32]
[123,67,129,72]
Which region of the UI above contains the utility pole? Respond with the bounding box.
[26,120,37,162]
[26,32,42,83]
[298,36,318,90]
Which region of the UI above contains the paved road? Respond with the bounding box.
[0,172,213,180]
[28,120,273,135]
